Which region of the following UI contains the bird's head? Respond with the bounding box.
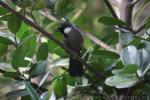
[57,22,73,34]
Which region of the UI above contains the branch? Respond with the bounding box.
[0,69,47,92]
[29,7,37,24]
[39,10,59,22]
[0,1,106,80]
[85,32,119,54]
[103,0,118,19]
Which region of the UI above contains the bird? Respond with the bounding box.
[57,22,83,77]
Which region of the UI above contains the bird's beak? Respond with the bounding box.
[56,26,62,32]
[54,27,60,32]
[57,27,61,31]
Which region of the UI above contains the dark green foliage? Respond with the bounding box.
[0,0,150,99]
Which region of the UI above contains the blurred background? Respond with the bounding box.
[0,0,150,99]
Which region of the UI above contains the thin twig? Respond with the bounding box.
[39,11,59,22]
[29,7,37,24]
[0,1,106,80]
[85,32,119,54]
[103,0,118,19]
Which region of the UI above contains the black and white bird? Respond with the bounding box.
[57,22,83,77]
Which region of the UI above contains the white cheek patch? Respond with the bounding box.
[64,27,72,34]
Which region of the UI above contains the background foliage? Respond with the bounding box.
[0,0,150,100]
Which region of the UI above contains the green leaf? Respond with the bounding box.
[121,46,141,67]
[120,32,133,45]
[3,72,21,79]
[32,0,46,10]
[6,89,28,97]
[122,64,138,74]
[115,60,125,69]
[47,32,67,56]
[11,35,36,69]
[36,43,48,61]
[112,64,138,75]
[105,74,138,88]
[44,0,56,8]
[83,37,94,51]
[144,84,150,96]
[24,81,39,100]
[93,49,120,59]
[0,36,14,45]
[55,0,74,16]
[0,32,15,44]
[142,41,150,52]
[133,35,150,42]
[48,39,67,57]
[0,14,11,21]
[11,0,31,8]
[144,0,150,4]
[16,22,29,40]
[111,69,122,75]
[0,43,8,56]
[138,49,150,69]
[52,76,67,96]
[7,14,22,34]
[20,31,35,41]
[64,73,76,86]
[29,61,47,78]
[102,28,119,45]
[98,16,127,26]
[21,95,31,100]
[128,38,141,47]
[0,7,8,15]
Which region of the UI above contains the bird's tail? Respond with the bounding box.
[69,57,83,77]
